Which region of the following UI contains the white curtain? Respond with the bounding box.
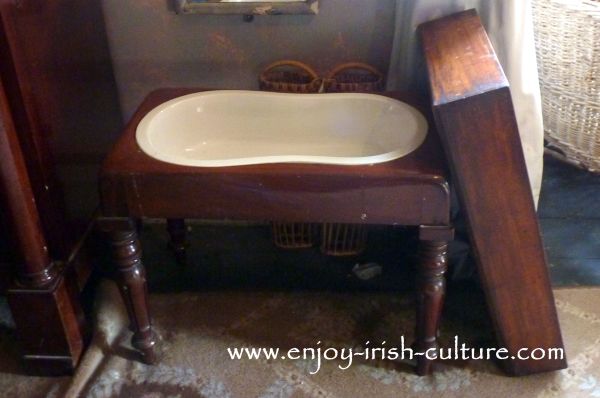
[387,0,544,204]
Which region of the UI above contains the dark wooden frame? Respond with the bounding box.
[419,10,566,375]
[0,76,89,375]
[0,1,70,260]
[0,0,120,375]
[99,88,453,374]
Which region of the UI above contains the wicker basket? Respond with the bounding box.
[324,62,385,93]
[533,0,600,172]
[272,222,314,249]
[320,223,368,256]
[259,60,322,93]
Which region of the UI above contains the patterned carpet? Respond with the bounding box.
[2,282,599,398]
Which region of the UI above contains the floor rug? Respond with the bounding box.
[4,282,596,398]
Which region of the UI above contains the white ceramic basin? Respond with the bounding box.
[136,90,428,167]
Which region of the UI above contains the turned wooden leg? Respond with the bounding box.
[1,105,87,375]
[100,218,158,364]
[414,225,453,375]
[166,218,187,265]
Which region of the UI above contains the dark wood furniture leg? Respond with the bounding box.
[166,218,187,264]
[98,218,158,364]
[1,78,87,375]
[414,225,453,375]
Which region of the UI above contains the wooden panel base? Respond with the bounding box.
[7,266,89,375]
[419,10,566,375]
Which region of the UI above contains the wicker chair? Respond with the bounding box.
[533,0,600,172]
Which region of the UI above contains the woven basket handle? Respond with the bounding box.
[326,62,383,80]
[261,60,319,80]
